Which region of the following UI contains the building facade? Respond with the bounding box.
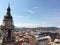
[1,4,15,42]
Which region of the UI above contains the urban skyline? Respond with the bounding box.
[0,0,60,28]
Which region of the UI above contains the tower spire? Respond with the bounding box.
[6,2,11,16]
[4,3,12,19]
[8,2,10,8]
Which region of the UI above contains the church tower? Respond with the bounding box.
[1,4,15,42]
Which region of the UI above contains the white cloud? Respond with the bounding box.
[0,21,2,26]
[14,23,60,28]
[0,20,60,28]
[13,15,30,19]
[25,9,34,14]
[24,7,39,14]
[15,23,38,28]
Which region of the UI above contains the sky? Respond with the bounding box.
[0,0,60,28]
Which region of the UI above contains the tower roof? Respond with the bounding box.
[4,3,12,19]
[7,3,10,12]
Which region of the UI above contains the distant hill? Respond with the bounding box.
[14,27,60,30]
[0,26,60,30]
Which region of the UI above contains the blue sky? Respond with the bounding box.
[0,0,60,28]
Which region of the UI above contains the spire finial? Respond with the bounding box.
[7,2,10,11]
[8,2,10,8]
[6,2,11,15]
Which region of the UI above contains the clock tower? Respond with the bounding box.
[1,4,15,42]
